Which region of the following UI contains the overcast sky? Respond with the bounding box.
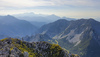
[0,0,100,19]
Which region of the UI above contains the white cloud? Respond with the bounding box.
[0,0,99,9]
[50,0,100,7]
[0,0,53,8]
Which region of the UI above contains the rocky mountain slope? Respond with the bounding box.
[0,15,37,39]
[39,19,70,37]
[0,38,79,57]
[37,19,100,57]
[23,33,51,42]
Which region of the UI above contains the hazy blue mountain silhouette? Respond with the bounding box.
[13,12,76,23]
[0,15,37,39]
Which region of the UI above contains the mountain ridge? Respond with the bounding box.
[13,12,76,22]
[0,38,79,57]
[36,18,100,57]
[0,15,38,39]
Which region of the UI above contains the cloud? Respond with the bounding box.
[0,0,100,9]
[0,0,53,8]
[50,0,100,7]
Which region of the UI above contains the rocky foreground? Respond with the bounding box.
[0,38,79,57]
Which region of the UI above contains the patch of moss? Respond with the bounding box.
[50,44,63,57]
[10,38,36,57]
[0,38,8,41]
[70,54,80,57]
[10,47,14,51]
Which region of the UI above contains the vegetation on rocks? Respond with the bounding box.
[0,38,79,57]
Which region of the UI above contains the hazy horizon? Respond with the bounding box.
[0,0,100,19]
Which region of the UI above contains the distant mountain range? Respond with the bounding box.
[13,12,76,23]
[24,18,100,57]
[0,15,37,39]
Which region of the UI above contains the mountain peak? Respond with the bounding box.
[7,15,12,16]
[88,18,97,21]
[0,15,37,38]
[6,15,16,18]
[77,18,97,23]
[0,38,79,57]
[0,15,19,23]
